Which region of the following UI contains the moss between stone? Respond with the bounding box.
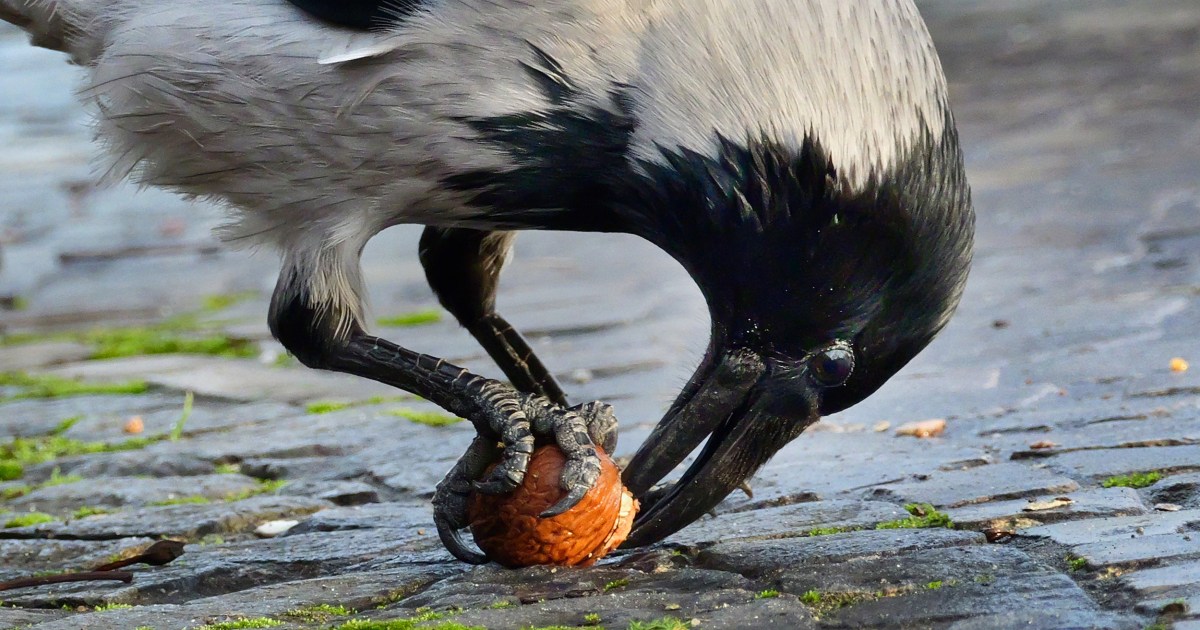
[306,396,415,415]
[148,479,286,507]
[333,608,476,630]
[627,618,690,630]
[1101,471,1163,489]
[755,589,781,599]
[196,618,283,630]
[807,525,863,537]
[1067,555,1089,572]
[3,511,55,528]
[93,602,134,611]
[0,372,148,403]
[150,495,211,507]
[71,505,113,519]
[333,622,480,630]
[387,408,463,428]
[603,578,630,591]
[200,292,258,313]
[282,603,354,622]
[874,503,954,530]
[1,294,259,360]
[800,590,880,617]
[0,461,22,482]
[376,309,442,328]
[0,430,157,483]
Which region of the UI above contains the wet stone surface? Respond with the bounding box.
[2,0,1200,628]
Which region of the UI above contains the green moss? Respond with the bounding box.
[925,581,943,590]
[798,590,878,617]
[307,396,414,415]
[334,623,481,630]
[198,534,225,546]
[0,372,148,402]
[627,618,689,630]
[1,484,32,500]
[1101,471,1163,489]
[387,408,463,428]
[72,506,113,519]
[875,503,954,530]
[1,432,155,473]
[282,604,354,621]
[307,400,354,415]
[488,601,514,609]
[1067,555,1088,572]
[0,461,22,481]
[604,578,630,591]
[87,326,257,360]
[755,589,780,599]
[201,292,257,313]
[214,463,241,475]
[42,467,82,488]
[376,310,442,328]
[150,495,211,507]
[807,525,862,537]
[195,619,283,630]
[3,511,55,528]
[584,614,601,624]
[225,479,287,502]
[93,602,134,611]
[333,609,478,630]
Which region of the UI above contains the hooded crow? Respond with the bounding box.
[0,0,974,561]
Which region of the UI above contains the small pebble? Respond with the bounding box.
[1154,503,1182,512]
[123,416,145,434]
[873,421,892,433]
[254,519,300,538]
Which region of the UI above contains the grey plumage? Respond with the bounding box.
[1,0,951,339]
[0,0,974,551]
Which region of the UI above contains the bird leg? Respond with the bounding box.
[270,280,611,564]
[419,227,568,405]
[432,400,618,563]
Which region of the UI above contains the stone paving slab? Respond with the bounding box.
[868,462,1080,508]
[944,487,1147,530]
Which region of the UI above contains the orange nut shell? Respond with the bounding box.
[467,445,638,568]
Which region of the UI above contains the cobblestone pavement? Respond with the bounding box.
[1,1,1198,628]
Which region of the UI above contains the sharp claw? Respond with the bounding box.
[540,483,590,518]
[435,514,488,564]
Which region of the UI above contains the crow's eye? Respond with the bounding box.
[809,346,855,387]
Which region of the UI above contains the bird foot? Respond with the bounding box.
[433,396,619,564]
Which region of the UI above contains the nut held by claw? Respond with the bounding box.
[468,445,638,568]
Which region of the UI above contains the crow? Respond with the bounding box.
[0,0,974,562]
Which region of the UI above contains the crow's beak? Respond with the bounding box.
[621,350,820,547]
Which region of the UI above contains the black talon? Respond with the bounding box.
[435,514,488,564]
[540,484,591,518]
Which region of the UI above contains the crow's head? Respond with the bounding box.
[442,3,974,545]
[618,129,973,544]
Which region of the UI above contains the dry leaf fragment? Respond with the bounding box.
[1029,440,1059,450]
[895,419,946,438]
[1170,357,1189,373]
[873,421,892,433]
[1023,497,1074,512]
